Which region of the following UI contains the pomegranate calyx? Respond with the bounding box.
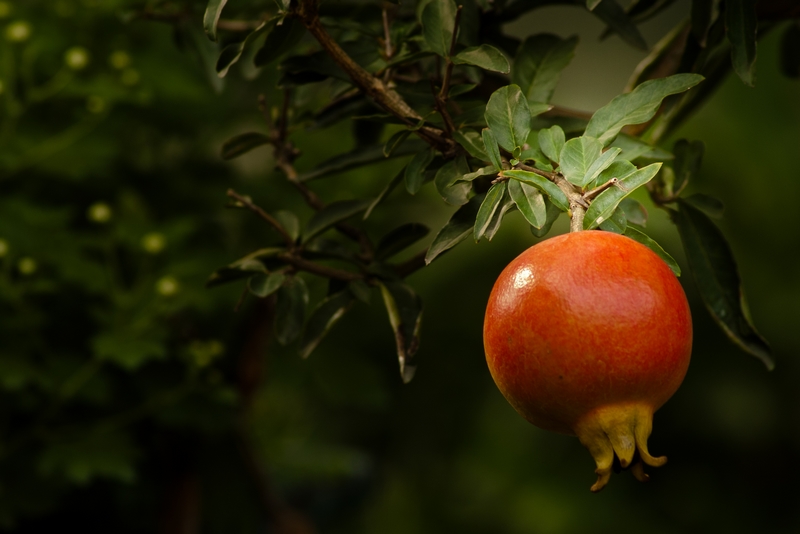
[573,403,667,493]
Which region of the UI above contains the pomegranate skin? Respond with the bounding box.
[483,230,692,490]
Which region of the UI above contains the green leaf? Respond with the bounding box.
[203,0,228,42]
[501,170,569,211]
[691,0,717,46]
[484,186,516,241]
[434,156,472,205]
[275,276,309,345]
[558,136,604,187]
[609,133,673,162]
[384,130,412,157]
[482,129,503,170]
[586,0,603,9]
[675,201,772,368]
[378,281,423,383]
[303,199,371,243]
[538,125,565,164]
[453,44,510,73]
[726,0,757,86]
[453,130,489,160]
[528,102,554,117]
[584,162,662,229]
[672,139,704,196]
[598,206,627,234]
[590,0,647,50]
[582,146,622,188]
[474,182,507,242]
[591,159,636,190]
[254,17,306,66]
[248,272,285,298]
[530,197,562,237]
[299,291,354,359]
[348,279,372,303]
[512,34,578,104]
[624,225,680,276]
[619,197,648,226]
[426,193,484,264]
[405,147,435,194]
[449,83,477,97]
[375,223,430,260]
[459,165,497,183]
[484,85,531,152]
[216,21,270,77]
[585,74,705,146]
[509,179,547,228]
[365,170,404,220]
[422,0,458,57]
[273,210,300,241]
[298,140,428,182]
[206,248,283,287]
[221,132,270,160]
[519,131,549,164]
[683,193,724,218]
[779,22,800,79]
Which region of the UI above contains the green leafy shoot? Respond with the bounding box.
[585,74,704,145]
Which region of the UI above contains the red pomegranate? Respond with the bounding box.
[483,230,692,491]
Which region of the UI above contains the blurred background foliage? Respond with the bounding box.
[1,0,799,532]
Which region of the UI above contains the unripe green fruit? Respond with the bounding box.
[483,231,692,491]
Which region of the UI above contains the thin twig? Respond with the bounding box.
[227,189,295,248]
[381,5,393,60]
[517,163,559,181]
[438,5,463,102]
[583,177,619,201]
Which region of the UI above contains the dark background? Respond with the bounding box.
[1,1,799,532]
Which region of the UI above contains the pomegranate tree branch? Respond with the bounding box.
[277,253,364,282]
[295,0,456,154]
[227,189,295,248]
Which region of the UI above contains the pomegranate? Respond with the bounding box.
[483,230,692,491]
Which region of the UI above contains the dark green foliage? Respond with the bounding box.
[0,0,793,530]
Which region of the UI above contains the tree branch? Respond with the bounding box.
[227,189,295,248]
[295,0,457,155]
[278,253,364,282]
